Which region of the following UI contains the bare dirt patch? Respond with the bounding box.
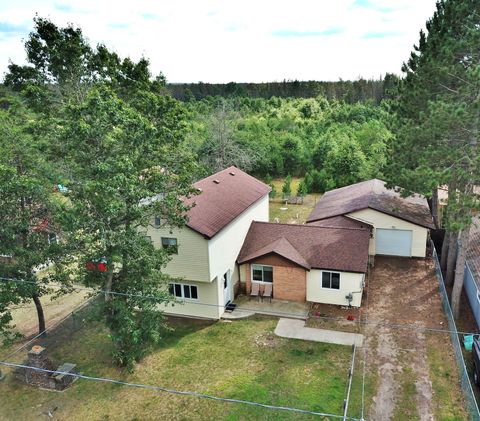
[364,256,466,420]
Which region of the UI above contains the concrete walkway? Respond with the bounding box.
[274,318,364,347]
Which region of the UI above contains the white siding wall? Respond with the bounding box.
[307,270,364,307]
[161,279,220,319]
[347,208,428,258]
[146,224,210,282]
[208,195,269,307]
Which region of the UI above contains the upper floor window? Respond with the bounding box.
[154,216,161,227]
[161,237,178,254]
[322,271,340,290]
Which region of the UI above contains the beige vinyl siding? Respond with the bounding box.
[146,223,210,282]
[307,270,364,307]
[162,278,221,319]
[347,208,428,258]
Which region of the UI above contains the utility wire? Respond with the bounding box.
[1,294,99,361]
[0,361,361,420]
[1,276,476,337]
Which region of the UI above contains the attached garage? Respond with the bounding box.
[306,179,435,258]
[376,229,412,257]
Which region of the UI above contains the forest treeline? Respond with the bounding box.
[185,95,393,194]
[167,76,398,104]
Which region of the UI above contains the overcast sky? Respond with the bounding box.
[0,0,438,83]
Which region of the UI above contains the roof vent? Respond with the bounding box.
[229,171,236,176]
[213,179,220,184]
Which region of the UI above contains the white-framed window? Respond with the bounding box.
[48,233,58,245]
[252,264,273,283]
[161,237,178,254]
[476,289,480,305]
[169,283,199,300]
[322,271,340,290]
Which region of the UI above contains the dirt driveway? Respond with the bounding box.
[364,256,466,420]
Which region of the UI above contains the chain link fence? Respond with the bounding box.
[431,242,480,420]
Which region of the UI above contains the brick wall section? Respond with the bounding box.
[241,254,306,302]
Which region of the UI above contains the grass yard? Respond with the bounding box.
[0,316,361,420]
[269,177,321,224]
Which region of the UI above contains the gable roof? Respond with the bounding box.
[306,215,372,230]
[306,179,434,229]
[185,166,271,239]
[238,221,371,273]
[467,218,480,285]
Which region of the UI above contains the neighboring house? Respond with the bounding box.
[237,217,371,307]
[306,179,435,258]
[464,218,480,329]
[144,166,270,319]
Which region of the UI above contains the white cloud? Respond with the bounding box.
[0,0,438,83]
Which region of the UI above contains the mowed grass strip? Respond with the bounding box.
[0,316,354,420]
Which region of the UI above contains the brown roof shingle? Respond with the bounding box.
[306,179,434,229]
[185,166,271,239]
[238,221,371,273]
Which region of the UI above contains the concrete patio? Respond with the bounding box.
[221,294,309,320]
[275,318,364,347]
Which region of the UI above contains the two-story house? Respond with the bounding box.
[144,166,270,319]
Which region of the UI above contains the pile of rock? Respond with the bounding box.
[14,345,77,391]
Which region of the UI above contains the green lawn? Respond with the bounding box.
[0,316,360,420]
[269,177,321,224]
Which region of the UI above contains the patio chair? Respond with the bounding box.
[262,283,272,302]
[250,282,260,300]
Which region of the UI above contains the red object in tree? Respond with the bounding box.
[347,315,356,321]
[86,261,96,271]
[97,262,107,272]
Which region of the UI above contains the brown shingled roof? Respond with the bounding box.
[306,179,434,229]
[185,166,271,239]
[238,221,371,273]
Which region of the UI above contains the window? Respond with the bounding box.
[252,264,273,283]
[161,237,178,254]
[48,233,58,245]
[154,216,161,227]
[477,290,480,305]
[322,271,340,290]
[169,283,198,300]
[143,235,152,244]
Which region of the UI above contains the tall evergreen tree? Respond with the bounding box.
[388,0,480,318]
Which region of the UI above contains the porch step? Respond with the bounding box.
[224,302,237,313]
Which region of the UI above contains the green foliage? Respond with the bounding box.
[282,175,292,199]
[59,86,198,369]
[296,179,308,197]
[186,95,392,183]
[0,90,69,339]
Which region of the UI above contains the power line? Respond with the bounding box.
[1,294,99,361]
[1,276,477,337]
[0,360,362,420]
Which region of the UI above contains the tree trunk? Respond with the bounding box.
[105,266,114,302]
[32,293,46,337]
[440,230,450,272]
[445,231,458,286]
[431,188,439,228]
[452,225,472,319]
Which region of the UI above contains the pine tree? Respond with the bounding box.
[388,0,480,318]
[282,175,292,199]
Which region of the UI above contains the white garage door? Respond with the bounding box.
[376,229,412,257]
